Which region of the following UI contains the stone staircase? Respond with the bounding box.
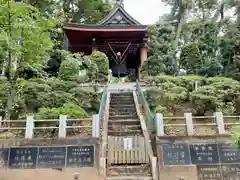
[106,92,153,180]
[108,93,142,136]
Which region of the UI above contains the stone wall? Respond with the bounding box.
[0,168,100,180]
[159,165,198,180]
[155,136,233,180]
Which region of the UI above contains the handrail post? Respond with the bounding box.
[215,111,226,134]
[92,114,100,138]
[25,116,34,139]
[185,113,194,136]
[59,115,67,138]
[151,156,158,180]
[155,113,164,136]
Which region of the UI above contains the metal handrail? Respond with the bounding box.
[136,80,154,132]
[97,85,108,126]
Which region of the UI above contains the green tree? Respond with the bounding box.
[58,51,98,82]
[90,51,109,82]
[141,24,176,76]
[0,0,55,119]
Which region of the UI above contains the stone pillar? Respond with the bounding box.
[92,38,98,52]
[140,43,147,64]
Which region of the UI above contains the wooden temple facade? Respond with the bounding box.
[63,2,147,79]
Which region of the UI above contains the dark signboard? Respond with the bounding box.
[162,143,190,165]
[66,145,94,168]
[190,144,219,165]
[37,146,66,168]
[218,143,240,163]
[8,147,37,169]
[197,165,222,180]
[0,148,9,168]
[221,164,240,180]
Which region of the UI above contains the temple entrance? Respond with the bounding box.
[106,41,140,79]
[63,3,148,81]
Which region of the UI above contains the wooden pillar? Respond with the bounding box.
[138,41,147,80]
[140,42,147,64]
[92,38,98,52]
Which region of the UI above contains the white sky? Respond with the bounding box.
[123,0,171,24]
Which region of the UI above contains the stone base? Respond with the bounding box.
[0,168,102,180]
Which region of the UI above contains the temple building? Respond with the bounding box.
[62,1,147,79]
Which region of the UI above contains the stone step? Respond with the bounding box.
[110,101,135,105]
[110,98,134,101]
[109,112,137,116]
[109,107,136,111]
[108,130,142,136]
[108,125,141,131]
[109,108,137,114]
[110,104,135,108]
[109,115,138,120]
[108,119,140,125]
[108,164,151,177]
[110,94,133,98]
[110,93,133,97]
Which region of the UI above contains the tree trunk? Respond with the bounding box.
[236,4,240,25]
[173,8,185,75]
[198,0,205,22]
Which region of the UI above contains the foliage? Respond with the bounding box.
[232,125,240,147]
[35,102,88,120]
[0,77,101,119]
[145,75,240,116]
[143,0,240,77]
[141,24,176,76]
[0,1,55,119]
[58,51,108,83]
[69,87,100,113]
[59,52,85,81]
[90,51,109,82]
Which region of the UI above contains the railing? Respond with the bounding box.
[132,91,158,180]
[136,80,154,132]
[0,115,94,140]
[154,112,240,137]
[98,85,107,126]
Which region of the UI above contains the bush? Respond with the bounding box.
[59,54,82,81]
[146,81,188,114]
[90,51,108,82]
[35,102,88,120]
[22,81,52,112]
[145,75,240,115]
[69,87,100,113]
[38,91,77,108]
[46,78,78,92]
[145,75,205,91]
[190,80,240,115]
